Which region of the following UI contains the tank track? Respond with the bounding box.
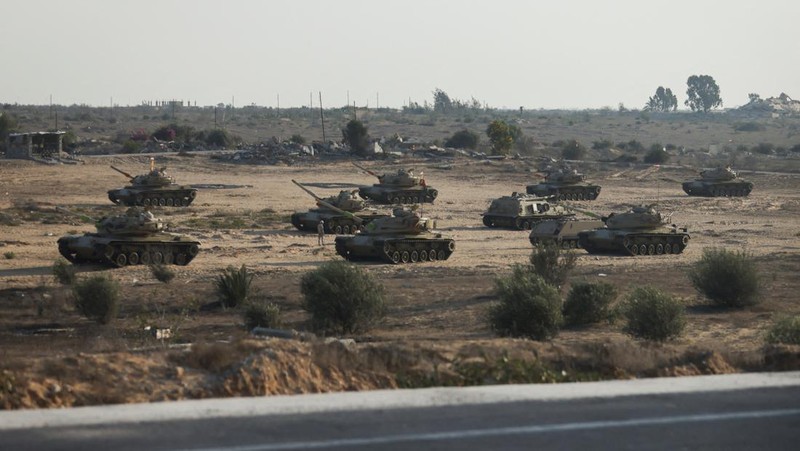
[526,185,601,201]
[681,182,753,197]
[108,188,197,207]
[529,236,581,249]
[580,233,689,256]
[58,238,200,267]
[359,188,438,204]
[291,213,387,234]
[334,237,455,264]
[483,215,572,230]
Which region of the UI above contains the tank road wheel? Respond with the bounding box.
[429,250,438,261]
[647,244,655,255]
[152,252,164,264]
[483,216,493,227]
[514,218,524,230]
[135,195,144,205]
[175,253,188,266]
[189,244,199,256]
[140,252,151,264]
[114,253,128,267]
[410,250,419,262]
[342,225,350,234]
[420,250,428,261]
[569,240,577,249]
[561,240,570,250]
[656,244,664,255]
[142,198,151,206]
[523,220,532,230]
[166,198,174,206]
[127,252,139,265]
[437,250,446,260]
[630,245,639,255]
[638,244,647,256]
[334,225,343,234]
[391,251,401,264]
[180,198,189,207]
[664,243,673,254]
[400,251,410,263]
[164,253,174,264]
[391,196,400,204]
[158,198,167,206]
[577,193,585,200]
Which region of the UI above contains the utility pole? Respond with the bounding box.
[319,91,326,142]
[376,92,379,110]
[277,93,280,117]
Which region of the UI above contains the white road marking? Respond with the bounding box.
[182,408,800,451]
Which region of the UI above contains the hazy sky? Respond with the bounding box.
[2,0,798,110]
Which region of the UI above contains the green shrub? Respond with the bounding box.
[765,315,800,345]
[243,301,282,330]
[149,264,176,283]
[644,147,670,164]
[445,129,479,149]
[561,139,586,160]
[489,267,563,340]
[120,139,141,154]
[73,275,120,324]
[52,258,77,286]
[290,134,306,145]
[689,248,761,307]
[621,286,685,341]
[3,251,15,259]
[563,282,618,326]
[300,260,385,335]
[215,265,253,308]
[529,242,577,289]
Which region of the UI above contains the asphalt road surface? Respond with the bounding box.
[2,372,799,451]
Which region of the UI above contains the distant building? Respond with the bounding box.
[5,131,65,159]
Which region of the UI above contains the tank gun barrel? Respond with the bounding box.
[110,165,135,180]
[352,162,379,178]
[291,180,363,224]
[562,204,604,220]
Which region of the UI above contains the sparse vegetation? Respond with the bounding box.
[72,275,120,325]
[644,146,670,164]
[560,139,586,160]
[621,286,685,341]
[52,258,77,285]
[300,260,385,335]
[486,120,514,155]
[215,265,254,308]
[445,129,479,149]
[289,134,306,145]
[149,264,176,283]
[3,251,15,259]
[689,248,761,308]
[765,315,800,345]
[243,301,282,330]
[528,242,577,289]
[563,282,618,326]
[489,267,563,340]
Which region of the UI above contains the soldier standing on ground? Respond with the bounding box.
[317,220,325,246]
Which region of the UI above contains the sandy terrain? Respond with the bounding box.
[1,154,799,409]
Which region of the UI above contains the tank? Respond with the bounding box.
[682,166,753,197]
[353,162,438,204]
[482,193,575,229]
[526,166,601,200]
[290,180,389,234]
[577,205,690,256]
[57,207,201,267]
[107,158,198,207]
[529,218,605,248]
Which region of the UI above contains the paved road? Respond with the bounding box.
[2,372,799,450]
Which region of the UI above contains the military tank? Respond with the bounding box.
[107,158,198,207]
[526,166,601,200]
[353,162,438,204]
[529,218,605,248]
[577,205,689,256]
[682,166,753,197]
[315,197,454,264]
[57,207,200,267]
[290,180,389,234]
[482,192,575,229]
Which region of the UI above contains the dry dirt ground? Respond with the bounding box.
[1,154,799,409]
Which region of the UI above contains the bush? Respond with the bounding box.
[342,120,369,156]
[290,134,306,145]
[751,142,774,155]
[689,248,761,307]
[149,264,176,283]
[52,258,77,286]
[3,251,15,259]
[529,242,577,289]
[445,129,479,149]
[644,147,670,164]
[489,267,563,340]
[215,265,254,308]
[243,301,282,330]
[120,140,141,154]
[300,260,385,335]
[205,129,232,148]
[561,139,586,160]
[563,282,618,326]
[733,122,765,132]
[765,315,800,345]
[73,275,120,324]
[621,286,685,341]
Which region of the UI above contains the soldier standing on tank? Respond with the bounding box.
[317,220,325,246]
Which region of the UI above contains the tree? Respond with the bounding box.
[685,75,722,112]
[645,86,678,112]
[748,93,761,103]
[432,88,453,113]
[0,113,18,152]
[342,119,369,156]
[486,120,514,155]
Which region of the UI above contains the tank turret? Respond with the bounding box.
[108,158,198,207]
[290,180,389,234]
[526,164,601,200]
[482,192,575,229]
[353,162,439,204]
[57,206,200,267]
[577,204,690,256]
[682,165,753,197]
